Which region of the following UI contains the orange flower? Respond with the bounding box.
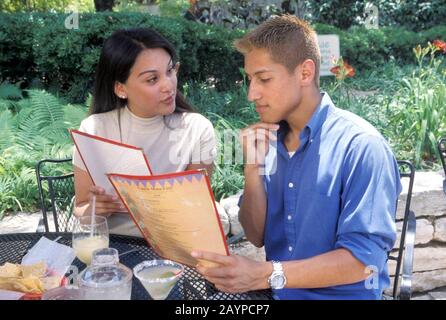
[343,61,356,77]
[433,40,446,53]
[330,59,355,80]
[330,65,341,75]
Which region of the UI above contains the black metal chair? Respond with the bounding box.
[227,231,245,245]
[386,160,417,300]
[438,137,446,194]
[35,158,75,233]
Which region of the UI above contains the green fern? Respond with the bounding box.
[27,90,64,126]
[0,82,22,100]
[14,90,74,151]
[15,107,45,151]
[0,89,86,215]
[63,104,88,129]
[0,100,9,112]
[0,110,16,151]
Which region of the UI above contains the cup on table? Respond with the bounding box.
[77,248,133,300]
[133,259,184,300]
[72,215,109,265]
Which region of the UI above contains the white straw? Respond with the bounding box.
[90,195,96,237]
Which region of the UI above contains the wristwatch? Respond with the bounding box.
[268,261,287,289]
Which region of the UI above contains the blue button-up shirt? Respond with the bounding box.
[262,93,401,300]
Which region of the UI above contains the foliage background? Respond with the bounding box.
[1,12,445,103]
[0,2,445,216]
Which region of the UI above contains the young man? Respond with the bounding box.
[191,15,401,299]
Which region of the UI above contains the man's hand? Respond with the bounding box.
[240,123,279,168]
[191,250,271,294]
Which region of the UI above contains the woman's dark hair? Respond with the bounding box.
[90,28,194,115]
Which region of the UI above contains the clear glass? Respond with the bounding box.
[72,215,109,265]
[77,248,133,300]
[133,260,184,300]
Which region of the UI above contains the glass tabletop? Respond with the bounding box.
[0,232,272,300]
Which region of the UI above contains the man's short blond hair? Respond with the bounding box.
[234,14,321,88]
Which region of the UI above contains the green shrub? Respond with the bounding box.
[326,43,446,169]
[314,23,446,71]
[386,44,446,167]
[2,12,444,103]
[180,21,244,91]
[0,13,36,84]
[0,0,94,13]
[309,0,446,31]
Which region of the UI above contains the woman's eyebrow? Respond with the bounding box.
[138,69,157,77]
[138,59,175,77]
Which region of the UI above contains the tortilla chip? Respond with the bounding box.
[0,263,21,278]
[0,262,61,295]
[21,261,46,278]
[0,276,44,294]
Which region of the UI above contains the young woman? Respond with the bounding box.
[73,28,217,236]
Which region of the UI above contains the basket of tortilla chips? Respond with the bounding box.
[0,261,66,300]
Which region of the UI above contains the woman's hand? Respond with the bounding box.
[86,185,128,215]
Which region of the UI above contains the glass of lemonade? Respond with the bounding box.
[133,260,184,300]
[72,215,109,265]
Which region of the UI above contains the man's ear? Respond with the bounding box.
[299,59,316,87]
[114,81,127,99]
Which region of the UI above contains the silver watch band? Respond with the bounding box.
[271,260,283,272]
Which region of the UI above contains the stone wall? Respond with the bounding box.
[216,170,446,298]
[388,170,446,298]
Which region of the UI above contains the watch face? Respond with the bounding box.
[271,274,286,289]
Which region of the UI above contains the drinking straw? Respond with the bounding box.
[90,195,96,237]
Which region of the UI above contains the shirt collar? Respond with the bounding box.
[277,92,334,141]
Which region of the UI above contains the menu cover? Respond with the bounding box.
[70,129,152,195]
[107,170,229,267]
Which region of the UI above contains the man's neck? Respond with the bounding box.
[286,88,322,137]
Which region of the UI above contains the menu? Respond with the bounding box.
[108,170,229,267]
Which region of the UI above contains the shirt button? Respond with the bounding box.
[288,182,294,188]
[287,215,292,220]
[288,246,293,252]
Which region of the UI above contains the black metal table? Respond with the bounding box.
[0,232,272,300]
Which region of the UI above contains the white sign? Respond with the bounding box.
[317,34,340,76]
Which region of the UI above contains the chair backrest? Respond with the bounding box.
[388,160,416,299]
[35,158,75,232]
[438,137,446,193]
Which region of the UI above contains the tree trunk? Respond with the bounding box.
[94,0,115,12]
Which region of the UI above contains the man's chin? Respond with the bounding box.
[259,114,279,124]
